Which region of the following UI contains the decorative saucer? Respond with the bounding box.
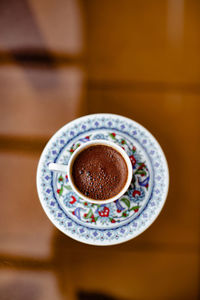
[36,114,169,246]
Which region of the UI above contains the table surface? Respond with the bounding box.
[0,1,199,300]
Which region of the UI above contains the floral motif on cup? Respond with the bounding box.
[37,114,169,245]
[55,131,151,226]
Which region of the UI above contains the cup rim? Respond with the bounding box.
[67,139,133,204]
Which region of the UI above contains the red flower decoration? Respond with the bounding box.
[133,208,139,212]
[111,219,116,223]
[98,207,110,217]
[132,190,141,197]
[69,149,74,153]
[57,189,60,194]
[129,155,136,166]
[117,209,121,213]
[111,133,116,137]
[70,196,77,204]
[132,146,136,152]
[91,214,95,222]
[138,163,145,170]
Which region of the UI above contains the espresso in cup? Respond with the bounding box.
[49,139,133,203]
[72,145,128,200]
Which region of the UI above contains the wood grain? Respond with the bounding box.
[0,0,199,299]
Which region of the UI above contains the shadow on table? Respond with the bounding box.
[52,230,125,300]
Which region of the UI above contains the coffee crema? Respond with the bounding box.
[72,145,128,200]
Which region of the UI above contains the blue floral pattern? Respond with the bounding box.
[37,114,169,245]
[53,130,151,228]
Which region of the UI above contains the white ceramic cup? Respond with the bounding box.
[49,140,133,204]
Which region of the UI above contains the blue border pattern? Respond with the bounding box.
[37,114,168,245]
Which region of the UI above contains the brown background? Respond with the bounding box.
[0,0,199,299]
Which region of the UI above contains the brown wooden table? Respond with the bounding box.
[0,1,199,299]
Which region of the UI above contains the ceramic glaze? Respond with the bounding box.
[36,114,169,246]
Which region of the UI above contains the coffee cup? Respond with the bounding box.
[49,140,133,204]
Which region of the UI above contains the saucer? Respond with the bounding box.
[36,114,169,246]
